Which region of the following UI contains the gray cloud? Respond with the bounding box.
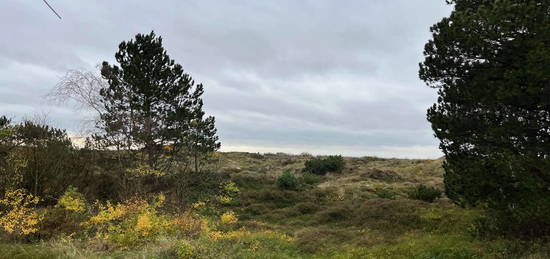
[0,0,452,158]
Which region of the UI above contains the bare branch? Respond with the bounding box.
[47,69,107,135]
[48,69,106,116]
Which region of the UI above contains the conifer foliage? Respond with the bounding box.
[420,0,550,236]
[98,31,220,170]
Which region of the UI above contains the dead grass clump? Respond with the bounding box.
[361,168,403,182]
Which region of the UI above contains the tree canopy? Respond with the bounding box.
[98,31,220,170]
[420,0,550,236]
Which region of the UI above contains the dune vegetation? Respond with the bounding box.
[0,152,549,258]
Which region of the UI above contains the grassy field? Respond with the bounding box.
[1,152,549,258]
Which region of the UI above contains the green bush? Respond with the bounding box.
[277,171,298,190]
[300,172,321,186]
[375,189,397,200]
[303,155,345,175]
[174,240,195,258]
[408,185,442,203]
[172,170,229,204]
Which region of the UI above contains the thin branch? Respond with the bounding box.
[42,0,62,20]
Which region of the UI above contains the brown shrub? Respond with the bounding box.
[361,169,403,182]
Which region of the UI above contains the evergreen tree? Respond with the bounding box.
[98,31,220,170]
[420,0,550,236]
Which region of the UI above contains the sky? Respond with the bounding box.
[0,1,453,159]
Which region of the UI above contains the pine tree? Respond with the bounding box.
[420,0,550,236]
[98,31,220,170]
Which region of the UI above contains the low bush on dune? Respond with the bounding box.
[407,185,442,203]
[374,189,397,200]
[300,172,322,186]
[303,155,345,175]
[277,171,299,190]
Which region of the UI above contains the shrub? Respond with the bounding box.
[0,189,43,237]
[172,170,229,204]
[57,186,86,214]
[407,185,442,203]
[220,211,238,225]
[276,171,299,190]
[171,212,204,238]
[303,155,345,175]
[300,172,321,186]
[174,240,195,258]
[83,194,170,248]
[375,189,397,200]
[37,207,83,239]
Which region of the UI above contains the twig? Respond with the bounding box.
[42,0,62,20]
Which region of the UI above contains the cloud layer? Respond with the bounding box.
[0,0,452,158]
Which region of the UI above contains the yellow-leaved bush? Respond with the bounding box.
[83,194,170,249]
[57,186,86,214]
[220,211,238,225]
[215,181,240,205]
[0,189,43,236]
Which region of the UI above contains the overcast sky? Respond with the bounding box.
[0,1,452,158]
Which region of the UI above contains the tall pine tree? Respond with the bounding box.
[420,0,550,236]
[98,31,220,170]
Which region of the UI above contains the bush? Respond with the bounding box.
[215,181,241,206]
[172,170,229,205]
[57,186,87,214]
[83,194,170,248]
[276,171,298,190]
[220,211,238,225]
[407,185,442,203]
[0,189,43,238]
[375,189,397,200]
[174,240,195,258]
[300,172,321,186]
[303,155,345,175]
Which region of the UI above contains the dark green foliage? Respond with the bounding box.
[0,116,12,146]
[37,207,83,240]
[303,155,345,175]
[0,116,14,186]
[0,121,76,201]
[171,170,229,205]
[98,31,219,170]
[407,185,442,203]
[276,171,299,190]
[419,0,550,236]
[375,189,397,200]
